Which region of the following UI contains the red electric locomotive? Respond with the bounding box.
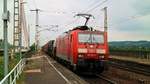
[55,14,109,73]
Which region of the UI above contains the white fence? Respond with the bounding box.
[0,59,26,84]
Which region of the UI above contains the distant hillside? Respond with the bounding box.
[109,41,150,49]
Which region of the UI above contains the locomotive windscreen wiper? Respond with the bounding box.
[86,33,92,43]
[92,36,98,43]
[86,34,103,43]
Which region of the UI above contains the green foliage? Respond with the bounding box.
[109,41,150,52]
[16,72,25,84]
[0,39,13,49]
[0,57,3,80]
[30,43,36,52]
[0,55,21,80]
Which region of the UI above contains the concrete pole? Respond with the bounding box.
[2,0,9,83]
[103,7,109,59]
[30,9,40,52]
[19,0,24,59]
[104,7,107,32]
[36,9,39,51]
[28,25,30,49]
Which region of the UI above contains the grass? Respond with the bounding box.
[16,72,25,84]
[0,56,3,80]
[0,51,33,82]
[0,54,21,80]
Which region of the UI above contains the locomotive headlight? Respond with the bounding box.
[78,48,87,53]
[96,49,105,54]
[99,55,105,58]
[78,54,84,58]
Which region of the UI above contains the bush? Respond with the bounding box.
[0,54,21,80]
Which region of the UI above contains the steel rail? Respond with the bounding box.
[109,61,150,76]
[96,74,117,84]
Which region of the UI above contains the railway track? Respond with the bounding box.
[79,73,117,84]
[96,74,117,84]
[109,59,150,76]
[46,53,149,84]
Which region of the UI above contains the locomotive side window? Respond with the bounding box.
[78,33,104,43]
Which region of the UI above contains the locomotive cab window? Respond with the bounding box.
[78,33,104,43]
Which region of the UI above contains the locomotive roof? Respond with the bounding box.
[65,26,93,33]
[64,26,102,34]
[58,26,104,38]
[72,26,90,30]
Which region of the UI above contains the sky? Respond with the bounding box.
[0,0,150,46]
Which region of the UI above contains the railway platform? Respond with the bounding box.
[21,52,87,84]
[23,53,67,84]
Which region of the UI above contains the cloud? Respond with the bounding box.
[0,0,150,46]
[132,0,150,15]
[28,0,150,44]
[108,29,150,41]
[107,0,150,41]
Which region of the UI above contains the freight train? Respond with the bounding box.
[42,14,109,73]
